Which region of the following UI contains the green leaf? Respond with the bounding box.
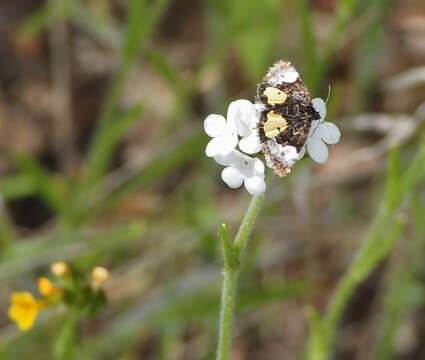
[83,0,169,188]
[15,155,73,222]
[146,49,191,112]
[0,174,37,200]
[236,0,281,82]
[297,0,320,91]
[81,103,144,194]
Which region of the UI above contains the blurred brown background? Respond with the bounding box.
[0,0,425,359]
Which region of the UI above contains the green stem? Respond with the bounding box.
[54,310,81,360]
[216,193,265,360]
[216,269,238,360]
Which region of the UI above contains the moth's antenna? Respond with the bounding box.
[325,84,331,103]
[310,85,331,139]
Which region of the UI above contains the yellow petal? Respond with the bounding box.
[91,266,110,286]
[8,292,41,331]
[51,261,68,277]
[15,311,38,331]
[37,277,61,297]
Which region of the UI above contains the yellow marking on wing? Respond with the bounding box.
[264,87,287,105]
[264,112,288,138]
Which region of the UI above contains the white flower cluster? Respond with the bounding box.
[204,100,265,196]
[204,98,340,195]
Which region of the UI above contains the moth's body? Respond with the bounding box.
[256,60,320,176]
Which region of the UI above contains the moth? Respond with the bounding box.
[256,59,321,176]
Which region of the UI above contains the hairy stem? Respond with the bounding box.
[216,193,265,360]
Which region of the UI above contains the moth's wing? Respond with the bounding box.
[276,79,311,103]
[257,109,272,144]
[275,113,314,150]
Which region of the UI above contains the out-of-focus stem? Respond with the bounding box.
[306,137,425,360]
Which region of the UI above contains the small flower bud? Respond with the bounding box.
[51,261,68,277]
[37,277,61,297]
[91,266,110,286]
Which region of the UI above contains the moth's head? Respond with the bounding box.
[264,59,299,86]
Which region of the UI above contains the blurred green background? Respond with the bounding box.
[0,0,425,359]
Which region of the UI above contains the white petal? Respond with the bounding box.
[228,100,258,137]
[244,176,266,196]
[229,100,257,125]
[222,167,244,189]
[221,133,238,153]
[205,137,223,157]
[215,149,253,167]
[206,137,235,157]
[239,134,262,154]
[253,158,265,175]
[312,98,327,120]
[254,103,267,112]
[315,122,341,144]
[214,151,237,166]
[206,133,237,157]
[227,101,249,136]
[204,114,226,137]
[309,120,321,137]
[307,138,329,163]
[282,69,299,83]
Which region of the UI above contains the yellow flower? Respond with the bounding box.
[37,277,62,297]
[91,266,110,287]
[8,292,42,331]
[51,261,68,277]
